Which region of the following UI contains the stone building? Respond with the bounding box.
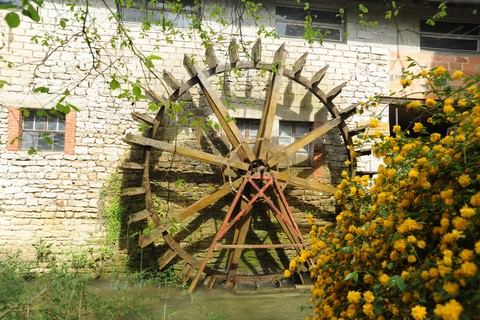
[0,0,479,270]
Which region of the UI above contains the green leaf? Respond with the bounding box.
[55,103,71,114]
[345,270,359,282]
[388,275,406,291]
[5,12,21,28]
[59,18,67,29]
[109,79,120,90]
[33,86,49,93]
[132,84,141,98]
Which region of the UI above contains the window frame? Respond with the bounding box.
[117,0,197,28]
[419,19,480,53]
[278,120,313,168]
[21,110,66,152]
[275,5,345,43]
[6,107,76,154]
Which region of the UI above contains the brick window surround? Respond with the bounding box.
[7,107,76,154]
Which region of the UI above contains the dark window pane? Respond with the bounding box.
[37,134,52,150]
[34,115,46,130]
[420,20,480,36]
[53,133,65,151]
[23,114,34,130]
[420,36,478,51]
[21,132,35,150]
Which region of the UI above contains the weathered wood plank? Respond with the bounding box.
[123,134,250,171]
[272,171,337,194]
[120,187,145,197]
[205,47,218,69]
[327,81,347,100]
[139,227,164,248]
[163,69,180,91]
[174,179,242,222]
[128,209,150,224]
[229,38,239,65]
[292,52,308,77]
[266,118,341,167]
[349,124,369,136]
[253,43,287,159]
[120,162,144,170]
[157,248,178,270]
[251,38,261,64]
[132,112,154,125]
[309,65,329,87]
[339,103,359,118]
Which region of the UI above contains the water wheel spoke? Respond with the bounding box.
[174,178,243,222]
[266,118,342,167]
[253,43,287,159]
[272,170,337,194]
[124,134,249,171]
[184,54,255,162]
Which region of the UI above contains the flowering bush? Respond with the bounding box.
[287,65,480,319]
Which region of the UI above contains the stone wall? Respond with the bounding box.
[0,0,477,269]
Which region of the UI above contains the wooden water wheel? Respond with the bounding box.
[123,39,362,292]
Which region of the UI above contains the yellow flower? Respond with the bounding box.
[379,273,390,286]
[434,299,463,320]
[475,241,480,254]
[413,122,423,133]
[407,100,421,109]
[411,305,427,320]
[284,269,291,278]
[458,261,477,277]
[426,98,436,107]
[457,174,471,187]
[370,118,379,128]
[363,291,375,303]
[458,99,468,107]
[460,206,476,218]
[363,303,374,317]
[453,70,464,79]
[401,78,412,87]
[408,255,417,263]
[468,85,478,94]
[420,70,428,78]
[470,192,480,206]
[347,290,361,303]
[459,249,474,262]
[452,217,468,230]
[434,66,446,77]
[444,104,455,114]
[443,282,459,295]
[392,125,401,134]
[417,240,426,249]
[431,133,441,142]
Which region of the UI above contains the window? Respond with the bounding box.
[420,19,480,53]
[0,0,21,5]
[236,118,259,149]
[6,108,76,154]
[278,121,312,167]
[275,6,344,42]
[22,110,66,151]
[118,0,196,28]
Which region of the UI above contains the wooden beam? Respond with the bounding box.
[292,52,308,77]
[205,47,218,69]
[174,179,242,222]
[163,69,180,91]
[128,209,150,224]
[309,65,329,88]
[272,171,337,194]
[251,38,261,65]
[266,118,341,167]
[229,38,239,65]
[327,81,347,100]
[184,59,256,162]
[124,134,250,171]
[132,112,154,125]
[253,43,287,159]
